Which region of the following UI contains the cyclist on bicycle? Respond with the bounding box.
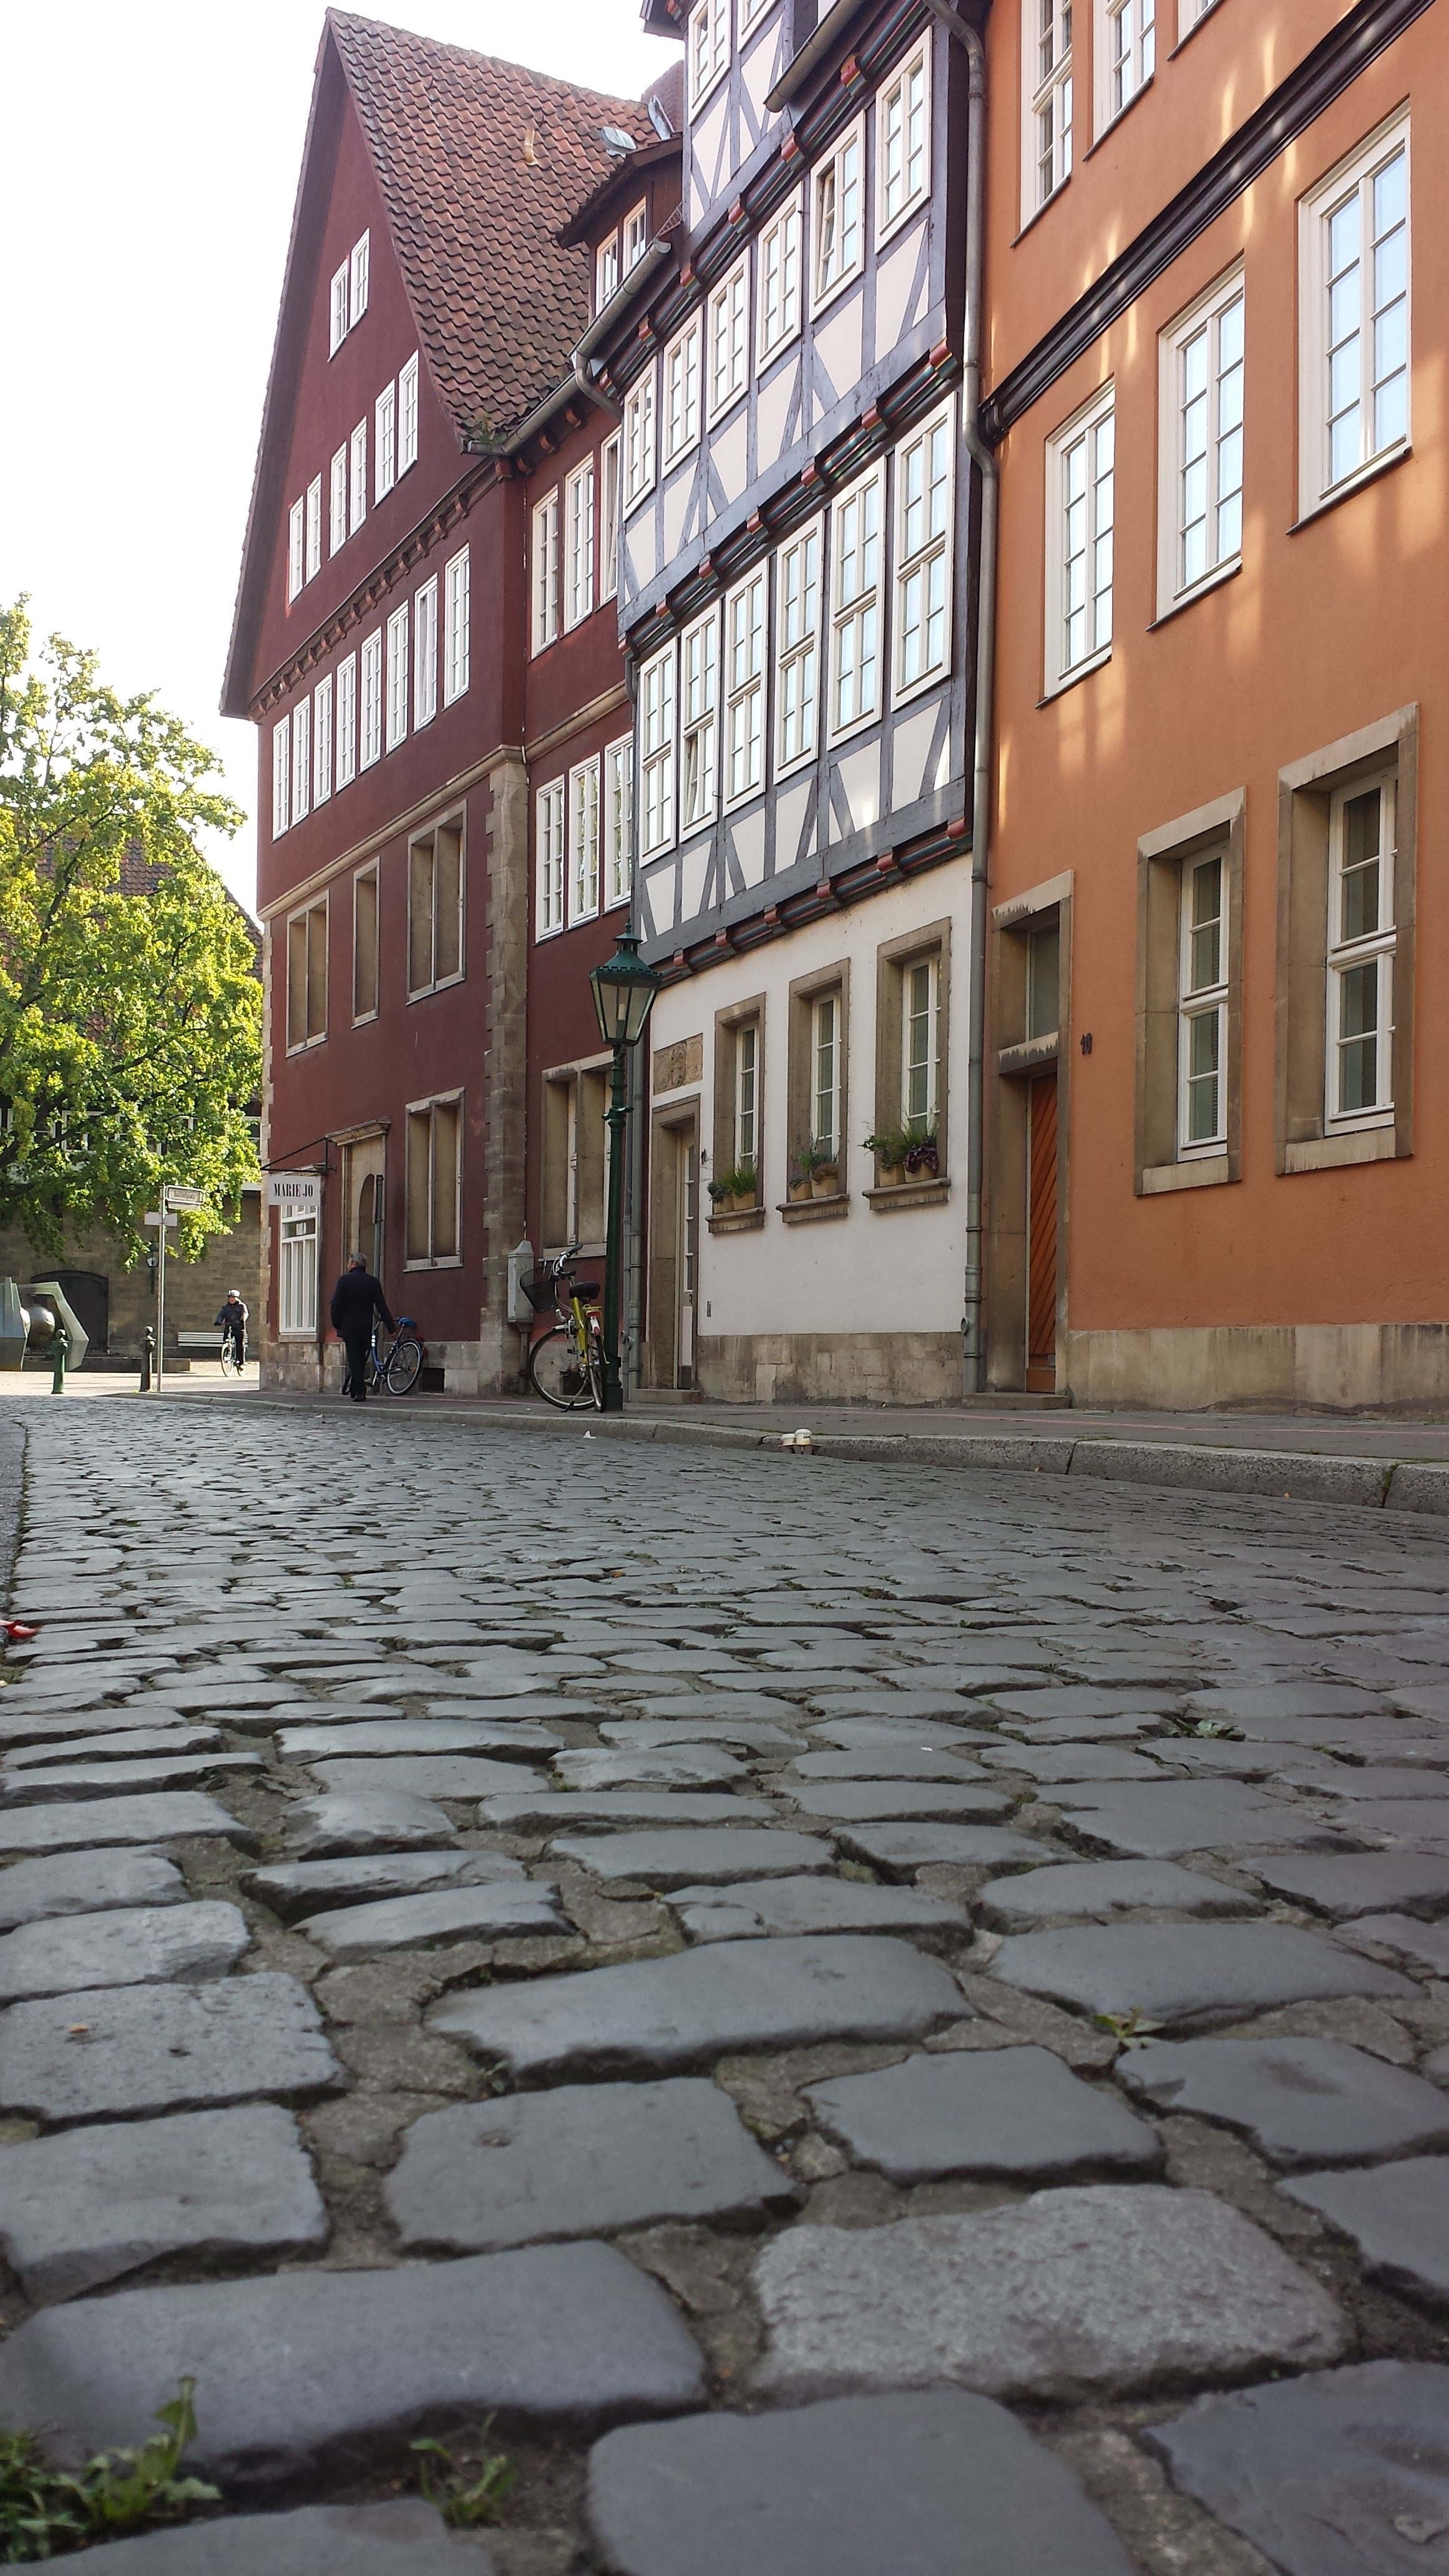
[215,1291,248,1369]
[329,1254,395,1404]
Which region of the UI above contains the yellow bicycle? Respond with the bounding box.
[525,1245,603,1412]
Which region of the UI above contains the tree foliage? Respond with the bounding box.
[0,600,261,1262]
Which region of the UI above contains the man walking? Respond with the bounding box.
[329,1254,394,1403]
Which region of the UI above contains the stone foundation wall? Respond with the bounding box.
[691,1330,964,1407]
[1066,1320,1449,1414]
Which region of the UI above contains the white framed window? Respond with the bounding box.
[291,700,311,826]
[600,433,622,602]
[895,402,954,698]
[1326,773,1396,1127]
[640,644,676,857]
[1098,0,1154,133]
[735,1020,759,1165]
[386,605,409,751]
[1159,269,1244,613]
[1176,852,1228,1153]
[739,0,770,31]
[776,520,820,773]
[624,368,657,509]
[414,577,439,728]
[879,44,930,237]
[605,734,633,907]
[406,1095,462,1266]
[1045,384,1114,695]
[623,200,650,272]
[663,318,703,465]
[313,673,333,806]
[350,230,370,325]
[329,261,349,357]
[305,476,323,582]
[336,655,358,789]
[532,489,560,652]
[680,610,720,832]
[444,547,470,703]
[375,382,396,500]
[690,0,729,108]
[271,718,290,837]
[903,953,940,1131]
[596,234,620,308]
[1026,0,1073,219]
[708,261,749,422]
[813,118,866,310]
[279,1214,319,1334]
[329,447,348,555]
[829,465,883,739]
[1179,0,1221,26]
[570,758,601,922]
[287,499,305,603]
[537,779,565,937]
[565,461,595,630]
[758,193,803,361]
[812,991,841,1159]
[349,421,368,533]
[724,570,765,806]
[360,628,383,769]
[1299,117,1410,519]
[399,354,419,474]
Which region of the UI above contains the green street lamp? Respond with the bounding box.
[590,932,663,1413]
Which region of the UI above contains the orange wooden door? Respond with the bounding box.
[1026,1073,1058,1393]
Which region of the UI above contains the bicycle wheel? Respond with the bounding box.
[219,1339,237,1378]
[585,1318,605,1410]
[528,1323,596,1410]
[385,1334,424,1395]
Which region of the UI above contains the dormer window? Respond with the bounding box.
[623,202,649,273]
[597,234,620,309]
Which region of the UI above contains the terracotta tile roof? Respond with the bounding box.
[329,10,656,441]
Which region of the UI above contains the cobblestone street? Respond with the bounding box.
[0,1398,1447,2570]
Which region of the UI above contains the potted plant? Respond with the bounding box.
[802,1134,840,1198]
[904,1126,940,1179]
[718,1161,757,1213]
[864,1125,912,1186]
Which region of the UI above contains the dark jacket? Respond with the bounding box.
[329,1270,395,1337]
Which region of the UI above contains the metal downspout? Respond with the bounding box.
[955,18,996,1395]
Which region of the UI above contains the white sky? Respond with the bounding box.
[2,2,675,917]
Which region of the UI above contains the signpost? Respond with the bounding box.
[142,1188,206,1394]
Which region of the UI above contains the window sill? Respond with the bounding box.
[1149,557,1242,630]
[877,194,928,251]
[866,1177,949,1211]
[1039,646,1111,707]
[1291,444,1412,533]
[1139,1154,1234,1195]
[1282,1128,1400,1173]
[998,1033,1060,1076]
[1168,0,1225,56]
[404,1256,464,1270]
[407,975,466,1005]
[285,1037,328,1057]
[811,266,865,323]
[1012,182,1070,250]
[708,1205,766,1234]
[778,1191,850,1223]
[1084,76,1154,159]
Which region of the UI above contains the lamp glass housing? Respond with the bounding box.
[590,932,662,1048]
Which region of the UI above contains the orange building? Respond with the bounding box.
[979,0,1442,1408]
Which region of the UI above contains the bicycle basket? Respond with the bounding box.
[522,1273,561,1313]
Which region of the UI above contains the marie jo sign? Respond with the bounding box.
[265,1173,322,1214]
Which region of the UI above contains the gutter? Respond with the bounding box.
[765,0,872,112]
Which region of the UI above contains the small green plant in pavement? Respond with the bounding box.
[1093,2008,1166,2049]
[0,2379,218,2561]
[411,2424,518,2527]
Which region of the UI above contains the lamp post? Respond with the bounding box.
[589,932,662,1415]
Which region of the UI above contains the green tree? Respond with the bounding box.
[0,600,261,1262]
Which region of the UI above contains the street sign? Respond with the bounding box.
[142,1211,180,1229]
[164,1184,206,1211]
[266,1173,322,1212]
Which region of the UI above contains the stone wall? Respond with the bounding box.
[1066,1320,1449,1415]
[0,1196,261,1370]
[692,1330,964,1407]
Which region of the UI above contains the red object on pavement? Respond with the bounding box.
[4,1622,37,1641]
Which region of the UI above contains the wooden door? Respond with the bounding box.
[1025,1073,1058,1393]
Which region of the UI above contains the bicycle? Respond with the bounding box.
[524,1246,603,1411]
[218,1330,245,1378]
[366,1314,425,1395]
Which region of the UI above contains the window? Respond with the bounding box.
[409,821,464,996]
[376,383,396,500]
[814,119,865,307]
[1300,119,1410,517]
[812,992,841,1159]
[739,0,769,27]
[1099,0,1154,130]
[271,718,290,837]
[1179,0,1221,25]
[444,548,470,703]
[1045,384,1114,694]
[570,759,601,922]
[329,261,349,357]
[680,611,719,831]
[903,954,940,1131]
[1159,271,1244,613]
[286,900,328,1051]
[398,354,419,474]
[413,578,439,729]
[663,319,702,465]
[777,521,820,771]
[725,570,765,805]
[624,369,657,508]
[350,231,370,324]
[600,433,622,602]
[713,1001,766,1209]
[565,461,595,630]
[829,466,883,737]
[532,489,560,651]
[623,200,650,271]
[596,234,620,308]
[708,262,748,421]
[537,779,565,937]
[314,673,333,806]
[349,421,368,534]
[360,629,383,769]
[1027,0,1073,218]
[336,654,358,788]
[640,645,676,857]
[879,46,929,235]
[758,194,803,359]
[386,605,409,751]
[895,405,953,696]
[287,499,305,603]
[1178,852,1228,1151]
[353,866,379,1023]
[605,734,633,906]
[734,1021,759,1168]
[291,701,310,827]
[690,0,729,107]
[873,923,950,1182]
[1136,792,1243,1191]
[305,477,323,582]
[1327,775,1395,1126]
[406,1096,461,1265]
[279,1212,318,1335]
[329,447,348,554]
